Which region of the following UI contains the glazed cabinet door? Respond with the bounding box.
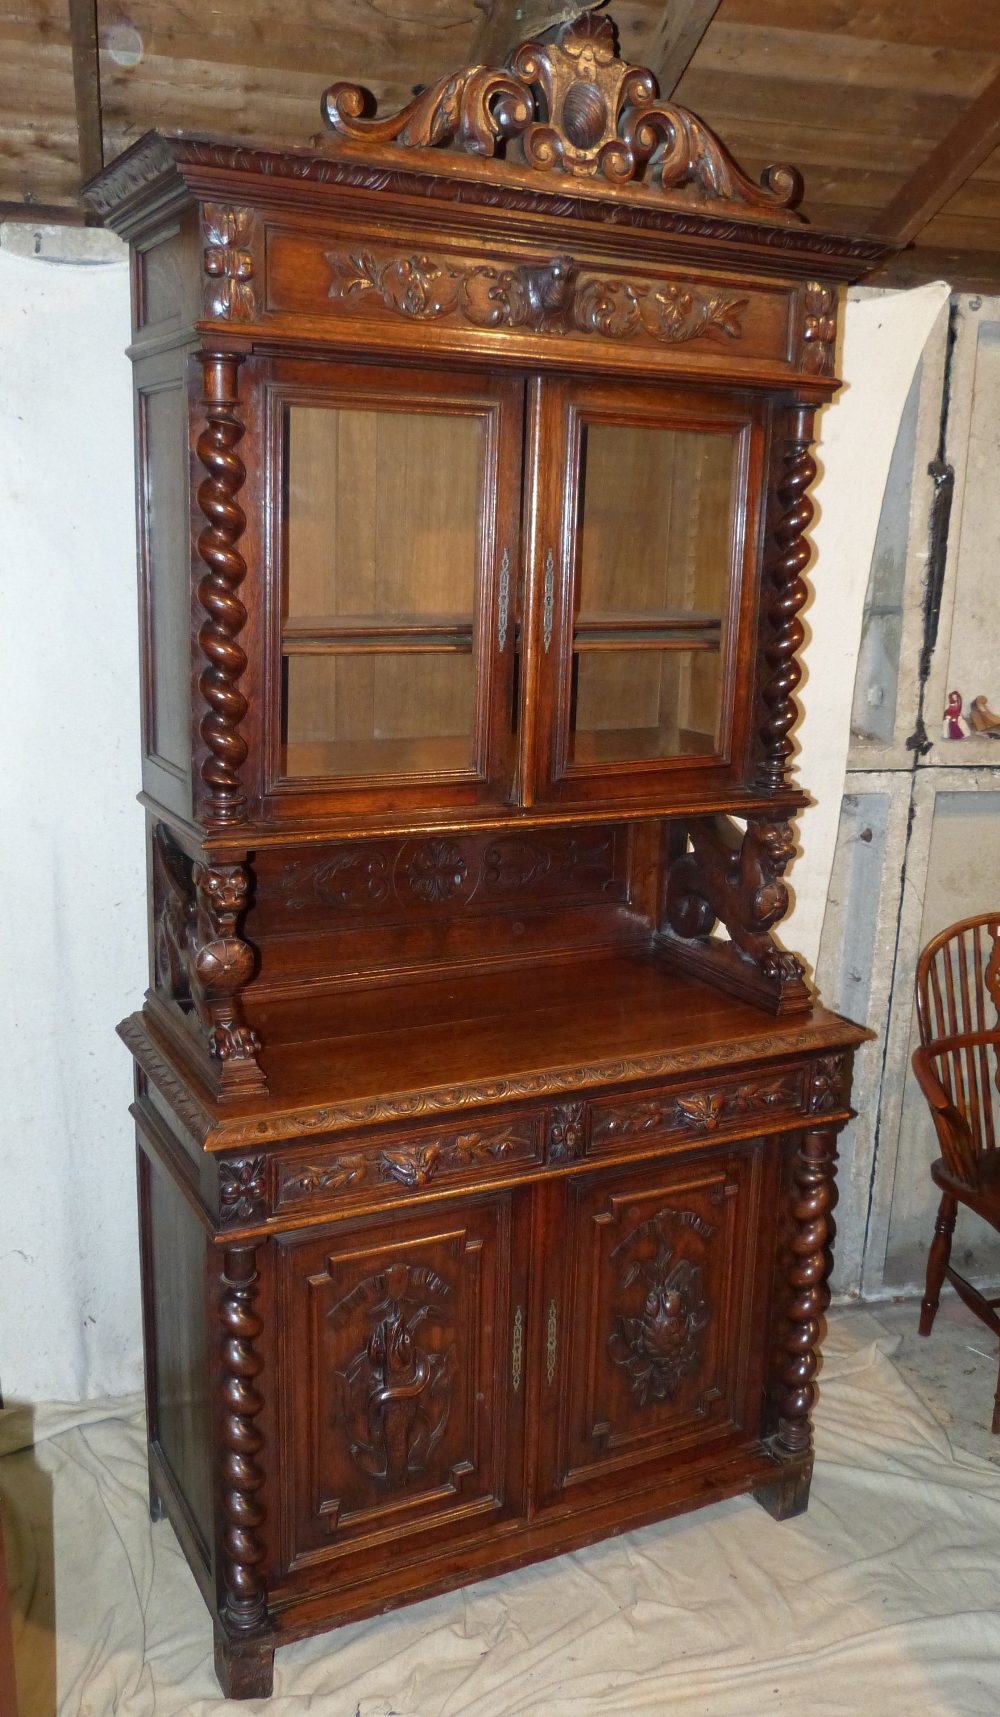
[266,360,524,820]
[276,1189,529,1581]
[519,375,766,809]
[535,1140,772,1510]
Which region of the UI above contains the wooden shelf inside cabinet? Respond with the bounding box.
[282,615,476,654]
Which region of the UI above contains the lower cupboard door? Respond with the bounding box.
[536,1140,772,1509]
[276,1191,528,1578]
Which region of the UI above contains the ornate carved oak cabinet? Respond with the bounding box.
[88,12,886,1698]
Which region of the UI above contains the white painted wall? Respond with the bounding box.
[786,281,951,968]
[0,227,147,1402]
[0,236,949,1403]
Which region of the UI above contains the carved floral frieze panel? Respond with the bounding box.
[327,248,748,348]
[591,1070,802,1149]
[278,1118,541,1209]
[277,828,624,919]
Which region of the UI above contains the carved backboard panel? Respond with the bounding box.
[541,1143,764,1504]
[279,1195,524,1571]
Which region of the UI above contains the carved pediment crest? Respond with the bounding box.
[320,5,802,218]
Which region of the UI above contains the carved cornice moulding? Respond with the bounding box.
[86,133,890,280]
[117,1010,866,1151]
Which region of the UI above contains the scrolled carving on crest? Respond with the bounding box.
[319,9,802,219]
[330,1260,457,1487]
[665,814,806,990]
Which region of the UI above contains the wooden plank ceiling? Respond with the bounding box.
[4,0,1000,288]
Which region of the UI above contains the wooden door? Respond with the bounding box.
[266,360,524,819]
[519,375,766,810]
[535,1141,771,1510]
[277,1190,529,1578]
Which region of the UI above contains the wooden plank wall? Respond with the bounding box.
[2,0,1000,287]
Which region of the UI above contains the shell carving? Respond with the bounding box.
[319,9,803,217]
[562,81,608,150]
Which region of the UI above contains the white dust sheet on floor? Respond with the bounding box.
[3,1310,1000,1716]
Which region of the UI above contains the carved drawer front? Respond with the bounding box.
[278,1192,527,1576]
[537,1143,767,1508]
[264,223,796,373]
[587,1067,804,1157]
[276,1112,543,1215]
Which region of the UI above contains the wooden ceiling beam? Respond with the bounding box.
[469,1,590,66]
[869,65,1000,247]
[68,0,103,188]
[648,0,722,98]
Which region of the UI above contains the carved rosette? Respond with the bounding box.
[203,206,257,321]
[219,1246,267,1629]
[547,1102,586,1162]
[758,408,816,791]
[320,11,801,218]
[196,353,251,827]
[808,1054,847,1114]
[665,813,806,990]
[327,247,747,347]
[774,1128,838,1459]
[219,1157,268,1225]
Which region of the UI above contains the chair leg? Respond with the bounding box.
[919,1193,957,1337]
[993,1354,1000,1435]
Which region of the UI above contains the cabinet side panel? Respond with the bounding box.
[136,353,194,817]
[147,1152,213,1562]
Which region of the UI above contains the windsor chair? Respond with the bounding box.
[913,913,1000,1429]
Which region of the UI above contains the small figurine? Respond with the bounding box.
[942,690,968,740]
[967,694,1000,738]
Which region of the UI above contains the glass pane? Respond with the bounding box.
[281,402,485,779]
[571,647,722,763]
[569,419,738,765]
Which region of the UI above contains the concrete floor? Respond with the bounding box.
[834,1293,1000,1466]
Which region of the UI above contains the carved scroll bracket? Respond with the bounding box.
[663,814,809,1013]
[320,10,802,219]
[153,825,266,1097]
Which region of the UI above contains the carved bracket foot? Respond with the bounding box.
[752,1454,814,1521]
[661,815,810,1015]
[151,825,267,1099]
[213,1628,275,1700]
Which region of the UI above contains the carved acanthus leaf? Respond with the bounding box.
[320,10,802,219]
